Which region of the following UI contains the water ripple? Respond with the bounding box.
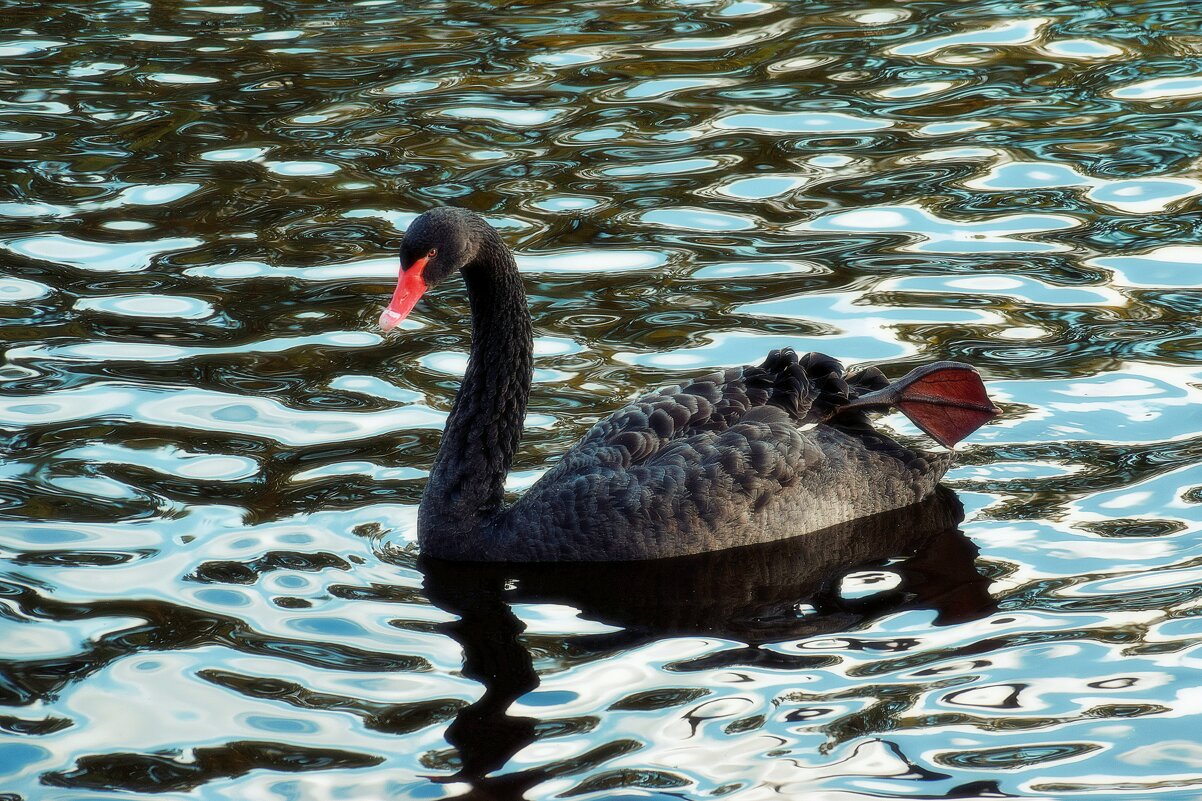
[5,0,1202,798]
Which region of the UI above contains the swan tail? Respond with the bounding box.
[834,362,1000,448]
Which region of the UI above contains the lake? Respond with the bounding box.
[4,1,1202,798]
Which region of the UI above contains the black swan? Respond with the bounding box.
[381,207,999,562]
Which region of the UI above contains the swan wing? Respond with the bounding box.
[514,402,813,557]
[543,348,887,476]
[506,350,930,560]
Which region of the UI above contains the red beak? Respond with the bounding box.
[379,256,429,331]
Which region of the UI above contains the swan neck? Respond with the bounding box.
[419,231,532,551]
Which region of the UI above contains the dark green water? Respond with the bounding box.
[5,0,1202,798]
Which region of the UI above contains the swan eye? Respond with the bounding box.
[427,248,438,259]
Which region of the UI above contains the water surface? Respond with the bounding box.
[4,0,1202,798]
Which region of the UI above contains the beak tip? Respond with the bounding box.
[379,309,403,332]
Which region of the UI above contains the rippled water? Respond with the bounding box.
[5,0,1202,798]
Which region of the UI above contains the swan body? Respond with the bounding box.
[381,207,998,562]
[437,352,949,561]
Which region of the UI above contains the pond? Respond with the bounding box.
[4,0,1202,798]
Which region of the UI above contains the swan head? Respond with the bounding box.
[380,207,482,331]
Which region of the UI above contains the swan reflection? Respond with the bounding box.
[420,488,994,798]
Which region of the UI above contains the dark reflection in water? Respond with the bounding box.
[422,490,993,799]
